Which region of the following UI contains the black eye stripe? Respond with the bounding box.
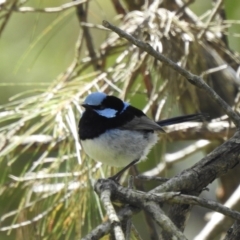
[91,104,105,110]
[88,96,124,112]
[98,105,105,110]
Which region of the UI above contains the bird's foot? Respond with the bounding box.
[108,159,139,182]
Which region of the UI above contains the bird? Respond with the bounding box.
[78,92,204,181]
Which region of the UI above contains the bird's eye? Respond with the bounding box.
[98,104,105,110]
[91,104,106,110]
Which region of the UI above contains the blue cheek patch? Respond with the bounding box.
[95,108,118,118]
[94,101,129,118]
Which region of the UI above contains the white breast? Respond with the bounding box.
[81,129,158,167]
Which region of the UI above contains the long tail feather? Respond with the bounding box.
[157,113,206,127]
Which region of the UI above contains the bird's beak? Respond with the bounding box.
[81,104,88,108]
[81,104,92,110]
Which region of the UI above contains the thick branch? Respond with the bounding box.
[99,189,125,240]
[153,130,240,194]
[86,178,240,239]
[224,221,240,240]
[142,201,187,240]
[82,206,135,240]
[195,184,240,240]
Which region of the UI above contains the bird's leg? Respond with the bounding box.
[109,159,139,182]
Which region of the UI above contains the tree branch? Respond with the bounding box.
[85,178,240,239]
[102,20,240,127]
[98,188,125,240]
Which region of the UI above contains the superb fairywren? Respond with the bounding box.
[79,92,204,180]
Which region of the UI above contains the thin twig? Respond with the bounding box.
[76,2,100,71]
[3,0,87,13]
[131,224,143,240]
[0,191,73,231]
[0,0,17,37]
[141,140,211,177]
[194,185,240,240]
[102,20,240,127]
[198,0,223,39]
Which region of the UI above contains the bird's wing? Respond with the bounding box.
[120,116,165,132]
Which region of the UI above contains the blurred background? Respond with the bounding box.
[0,0,240,239]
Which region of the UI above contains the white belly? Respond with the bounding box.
[81,129,158,167]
